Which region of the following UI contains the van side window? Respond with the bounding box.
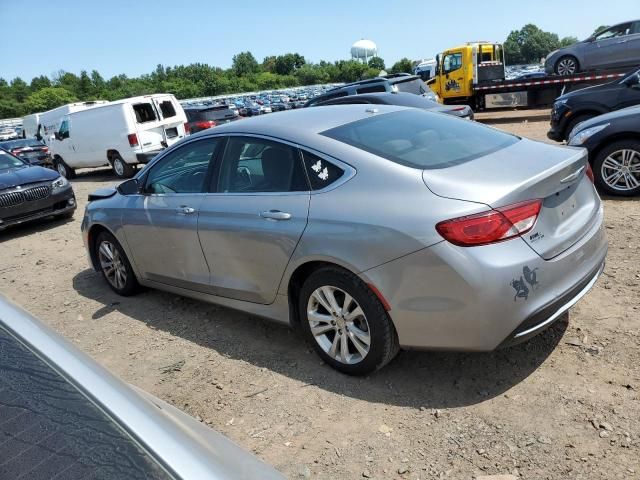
[301,151,344,190]
[159,101,176,118]
[58,119,70,139]
[133,103,157,123]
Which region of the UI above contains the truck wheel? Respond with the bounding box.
[555,56,579,76]
[592,140,640,197]
[54,157,76,179]
[111,154,136,178]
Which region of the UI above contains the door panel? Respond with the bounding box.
[197,136,310,304]
[121,138,220,288]
[440,50,467,101]
[198,194,309,303]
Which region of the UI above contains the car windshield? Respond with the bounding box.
[322,109,519,169]
[0,150,26,169]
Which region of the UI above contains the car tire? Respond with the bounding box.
[54,157,76,179]
[95,231,140,296]
[564,114,594,142]
[554,56,579,76]
[299,266,399,375]
[111,154,136,178]
[592,140,640,197]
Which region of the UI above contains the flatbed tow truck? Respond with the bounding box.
[426,42,628,110]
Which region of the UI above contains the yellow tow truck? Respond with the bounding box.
[426,42,627,109]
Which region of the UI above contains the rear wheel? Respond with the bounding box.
[111,154,136,178]
[54,157,76,179]
[555,56,579,76]
[95,231,139,295]
[592,140,640,196]
[299,267,399,375]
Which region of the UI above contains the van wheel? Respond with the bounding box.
[54,157,76,179]
[111,154,135,178]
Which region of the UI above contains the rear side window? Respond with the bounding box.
[159,100,177,118]
[393,78,428,95]
[322,109,519,170]
[133,103,157,123]
[301,151,344,190]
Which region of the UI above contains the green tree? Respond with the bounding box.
[78,70,93,98]
[232,51,259,76]
[295,64,330,85]
[262,56,277,73]
[25,87,77,113]
[274,53,306,75]
[560,36,578,47]
[368,56,385,71]
[10,78,29,102]
[30,75,51,92]
[504,24,563,64]
[390,58,413,74]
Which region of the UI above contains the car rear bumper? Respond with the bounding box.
[361,206,607,351]
[0,186,76,230]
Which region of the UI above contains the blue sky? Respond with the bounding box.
[0,0,636,81]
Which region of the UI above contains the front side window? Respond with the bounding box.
[595,23,631,40]
[58,118,70,139]
[159,100,176,118]
[145,139,219,194]
[322,109,519,170]
[443,53,463,74]
[217,137,307,193]
[133,103,157,123]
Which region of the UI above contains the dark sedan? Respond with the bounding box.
[306,91,474,119]
[0,139,52,167]
[568,105,640,196]
[184,105,240,133]
[0,150,76,230]
[548,68,640,142]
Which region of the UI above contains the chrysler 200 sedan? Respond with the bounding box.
[82,106,608,375]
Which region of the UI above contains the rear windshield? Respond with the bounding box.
[159,100,177,118]
[322,109,519,169]
[0,139,44,149]
[187,108,235,122]
[133,103,157,123]
[392,78,429,95]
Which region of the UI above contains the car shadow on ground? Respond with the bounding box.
[73,268,566,409]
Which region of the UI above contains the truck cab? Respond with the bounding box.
[429,43,505,104]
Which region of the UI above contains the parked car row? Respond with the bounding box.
[548,67,640,196]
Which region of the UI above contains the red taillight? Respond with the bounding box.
[184,122,191,134]
[11,148,23,154]
[436,199,542,247]
[127,133,139,147]
[194,120,216,129]
[41,146,49,152]
[585,163,594,183]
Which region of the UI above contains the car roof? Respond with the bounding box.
[196,104,407,140]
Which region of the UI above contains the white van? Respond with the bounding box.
[414,59,437,81]
[33,101,109,142]
[49,94,188,178]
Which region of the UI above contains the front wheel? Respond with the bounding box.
[299,267,399,375]
[111,154,136,178]
[54,157,76,179]
[555,56,579,76]
[95,231,139,295]
[592,140,640,196]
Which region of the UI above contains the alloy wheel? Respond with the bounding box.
[600,149,640,192]
[557,58,577,75]
[98,240,127,289]
[307,286,371,365]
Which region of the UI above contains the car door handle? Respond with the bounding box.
[616,40,628,44]
[176,206,196,215]
[260,210,291,220]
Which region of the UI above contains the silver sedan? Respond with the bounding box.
[82,105,607,375]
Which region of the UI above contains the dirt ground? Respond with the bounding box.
[1,114,639,480]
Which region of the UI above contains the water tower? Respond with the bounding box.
[351,39,378,64]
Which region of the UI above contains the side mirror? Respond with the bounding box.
[54,132,61,141]
[117,178,140,195]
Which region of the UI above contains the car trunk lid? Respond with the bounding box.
[423,139,600,259]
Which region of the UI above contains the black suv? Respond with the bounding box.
[548,68,640,142]
[305,74,437,107]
